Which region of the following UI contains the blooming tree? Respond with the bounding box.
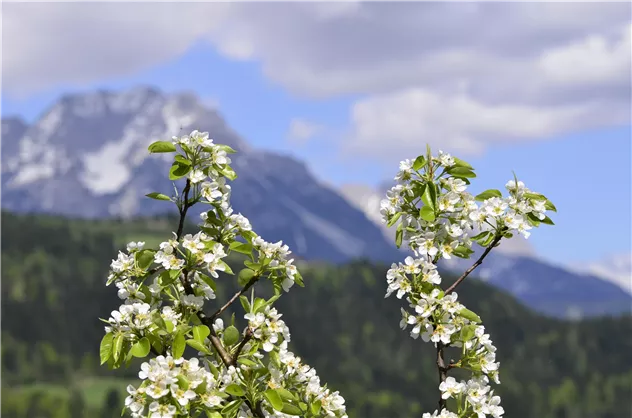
[380,146,556,418]
[99,130,347,418]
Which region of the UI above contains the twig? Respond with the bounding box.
[203,324,266,418]
[444,235,502,295]
[436,342,447,411]
[206,325,234,367]
[209,275,261,321]
[233,328,253,363]
[176,179,192,240]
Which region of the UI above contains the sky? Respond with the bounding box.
[1,2,631,282]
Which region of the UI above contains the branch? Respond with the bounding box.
[176,179,192,240]
[169,178,265,417]
[436,342,447,411]
[233,328,253,363]
[209,274,261,321]
[203,324,265,418]
[206,325,234,367]
[444,235,502,295]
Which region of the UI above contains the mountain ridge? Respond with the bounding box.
[2,85,630,318]
[1,86,402,264]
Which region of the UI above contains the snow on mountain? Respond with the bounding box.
[1,86,401,264]
[570,252,632,295]
[339,182,632,319]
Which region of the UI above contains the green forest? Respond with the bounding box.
[2,211,631,418]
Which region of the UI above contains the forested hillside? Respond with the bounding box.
[2,211,631,418]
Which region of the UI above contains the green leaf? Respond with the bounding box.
[164,320,175,334]
[174,154,192,166]
[475,189,503,201]
[459,308,482,324]
[130,337,150,358]
[185,339,212,355]
[244,261,261,271]
[145,192,171,201]
[216,144,237,154]
[386,212,402,228]
[229,241,253,255]
[135,249,155,270]
[224,384,246,397]
[238,268,256,287]
[253,297,267,314]
[264,389,284,411]
[176,375,190,390]
[545,199,557,212]
[239,295,251,313]
[158,270,177,288]
[452,156,473,169]
[281,403,303,416]
[422,181,437,212]
[169,161,192,180]
[196,272,217,292]
[237,358,258,367]
[395,222,403,249]
[412,155,427,171]
[275,388,296,401]
[218,260,234,275]
[172,333,186,358]
[453,245,474,258]
[192,325,210,344]
[471,231,493,245]
[99,333,114,365]
[311,400,322,415]
[447,166,476,178]
[527,212,542,227]
[112,334,124,361]
[540,215,555,225]
[220,165,238,181]
[148,141,176,153]
[460,324,477,342]
[223,326,240,346]
[419,206,435,222]
[221,400,243,418]
[413,181,427,198]
[206,412,222,418]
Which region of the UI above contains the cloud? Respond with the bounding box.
[343,84,629,162]
[287,118,323,145]
[3,2,631,158]
[2,2,232,98]
[206,3,631,157]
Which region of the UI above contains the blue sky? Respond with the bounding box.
[2,2,631,271]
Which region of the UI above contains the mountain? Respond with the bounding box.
[340,183,632,319]
[570,252,632,295]
[2,85,630,318]
[0,86,402,264]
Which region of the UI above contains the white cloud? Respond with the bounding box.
[2,2,232,98]
[344,85,629,162]
[287,118,322,144]
[538,23,632,86]
[3,2,631,158]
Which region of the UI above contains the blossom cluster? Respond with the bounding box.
[381,149,555,417]
[99,130,346,418]
[125,355,229,418]
[240,306,348,418]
